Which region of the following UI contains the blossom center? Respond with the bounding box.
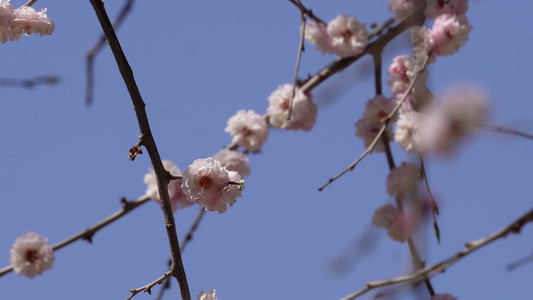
[199,176,212,189]
[25,249,38,263]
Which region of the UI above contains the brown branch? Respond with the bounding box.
[287,0,325,24]
[88,1,190,299]
[339,208,533,300]
[85,0,135,106]
[0,195,151,277]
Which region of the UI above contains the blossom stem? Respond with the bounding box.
[289,7,307,121]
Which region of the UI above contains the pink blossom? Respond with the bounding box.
[354,95,395,152]
[387,0,425,21]
[198,290,219,300]
[267,84,317,131]
[182,158,244,214]
[431,14,472,56]
[0,1,55,43]
[371,204,413,243]
[425,0,468,20]
[302,21,332,55]
[418,85,489,154]
[431,294,458,300]
[9,231,55,278]
[412,26,437,64]
[144,160,192,212]
[326,15,368,58]
[225,110,268,151]
[394,111,426,153]
[212,148,251,178]
[386,162,420,199]
[388,55,416,96]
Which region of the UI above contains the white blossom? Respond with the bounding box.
[354,95,395,153]
[198,290,219,300]
[144,160,192,212]
[10,231,55,278]
[371,204,413,243]
[212,148,251,178]
[0,2,54,43]
[225,110,268,152]
[267,84,317,131]
[386,161,420,199]
[431,14,472,56]
[394,111,426,153]
[326,15,368,58]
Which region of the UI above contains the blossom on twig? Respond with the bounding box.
[386,161,420,199]
[212,148,251,178]
[225,110,268,152]
[267,84,317,132]
[182,158,244,214]
[371,204,414,243]
[354,95,395,153]
[144,160,192,212]
[9,231,55,278]
[198,289,219,300]
[0,1,54,43]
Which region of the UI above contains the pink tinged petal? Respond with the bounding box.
[326,15,369,58]
[386,161,420,199]
[267,84,317,132]
[211,148,251,178]
[425,0,469,20]
[144,160,192,212]
[225,110,268,152]
[431,14,472,56]
[387,0,426,21]
[354,95,395,153]
[9,231,55,278]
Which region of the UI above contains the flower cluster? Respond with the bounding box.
[371,204,413,243]
[0,1,54,43]
[267,84,317,132]
[354,95,395,152]
[304,15,368,58]
[225,110,268,152]
[182,158,244,214]
[144,160,192,212]
[9,231,55,278]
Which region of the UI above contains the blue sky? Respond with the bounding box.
[1,0,532,299]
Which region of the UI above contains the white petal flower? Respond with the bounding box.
[182,158,244,214]
[354,95,395,153]
[386,162,420,199]
[212,148,251,178]
[10,231,55,278]
[225,110,268,151]
[198,289,219,300]
[395,111,426,153]
[327,15,368,58]
[0,0,14,43]
[302,20,332,55]
[144,160,192,212]
[371,204,414,243]
[267,84,317,131]
[425,0,468,20]
[8,6,54,42]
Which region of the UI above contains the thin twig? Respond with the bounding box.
[286,0,325,24]
[0,76,59,88]
[22,0,37,7]
[340,208,533,300]
[180,207,206,252]
[127,271,173,300]
[478,124,533,141]
[288,3,307,121]
[420,156,440,243]
[86,0,135,106]
[318,50,431,191]
[0,195,151,277]
[88,1,190,299]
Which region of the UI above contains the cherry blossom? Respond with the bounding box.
[198,289,219,300]
[418,85,489,154]
[431,14,472,56]
[387,0,425,21]
[225,110,268,152]
[388,55,416,96]
[394,111,425,153]
[0,1,54,43]
[425,0,469,20]
[302,20,331,55]
[354,95,395,152]
[9,231,55,278]
[431,294,458,300]
[386,161,420,199]
[144,160,192,212]
[326,15,368,58]
[212,148,251,178]
[267,84,317,131]
[182,158,244,214]
[371,204,413,243]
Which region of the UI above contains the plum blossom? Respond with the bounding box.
[0,1,54,43]
[144,160,192,212]
[371,204,413,242]
[225,110,268,152]
[267,84,317,131]
[394,111,425,153]
[182,158,244,214]
[425,0,468,20]
[304,15,368,58]
[212,148,251,178]
[387,0,425,21]
[198,290,219,300]
[388,55,416,96]
[386,162,420,199]
[430,14,472,56]
[431,294,458,300]
[418,85,489,154]
[9,231,55,278]
[326,15,368,58]
[354,95,395,153]
[302,20,332,55]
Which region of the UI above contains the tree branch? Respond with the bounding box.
[88,1,190,299]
